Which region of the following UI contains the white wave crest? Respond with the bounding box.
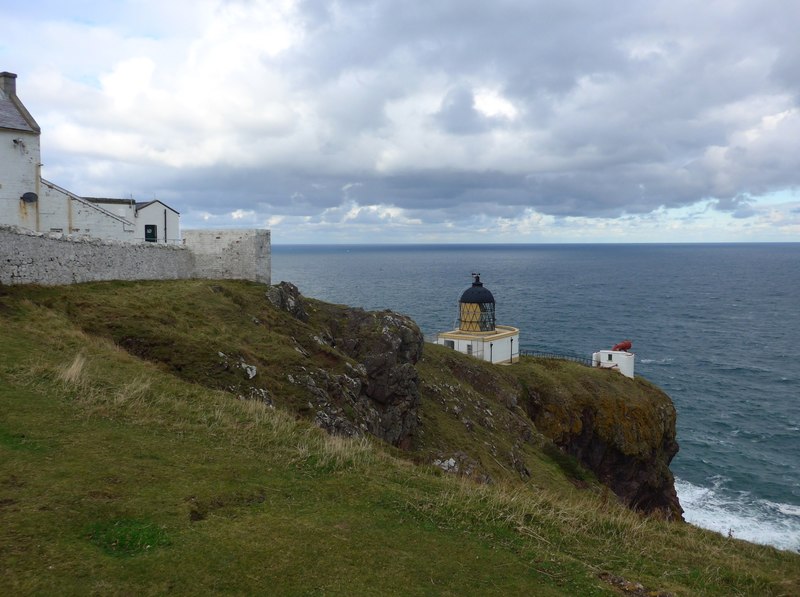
[639,357,673,365]
[676,478,800,553]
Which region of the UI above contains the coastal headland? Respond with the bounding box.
[0,279,797,595]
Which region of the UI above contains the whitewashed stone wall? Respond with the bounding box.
[0,226,271,286]
[0,226,193,285]
[184,229,271,285]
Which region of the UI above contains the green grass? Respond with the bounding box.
[0,280,797,595]
[86,519,171,556]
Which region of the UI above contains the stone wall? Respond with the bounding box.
[0,225,193,285]
[183,229,271,285]
[0,226,271,286]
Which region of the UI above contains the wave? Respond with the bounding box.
[676,478,800,553]
[639,358,673,365]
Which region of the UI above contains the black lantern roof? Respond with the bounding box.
[459,273,495,304]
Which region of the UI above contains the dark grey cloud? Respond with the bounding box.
[434,86,494,135]
[263,1,800,218]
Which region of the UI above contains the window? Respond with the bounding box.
[444,340,455,349]
[145,224,158,242]
[608,354,613,361]
[467,344,473,356]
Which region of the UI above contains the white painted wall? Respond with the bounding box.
[0,133,140,242]
[488,336,515,364]
[38,181,136,242]
[437,330,519,364]
[0,128,40,230]
[88,200,136,221]
[136,202,181,244]
[592,350,635,378]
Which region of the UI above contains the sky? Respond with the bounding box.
[2,0,800,243]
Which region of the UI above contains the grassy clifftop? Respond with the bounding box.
[1,280,797,595]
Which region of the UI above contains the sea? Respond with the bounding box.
[272,243,800,553]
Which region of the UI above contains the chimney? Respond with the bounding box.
[0,71,40,133]
[0,71,18,96]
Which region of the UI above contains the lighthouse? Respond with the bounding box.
[436,274,520,364]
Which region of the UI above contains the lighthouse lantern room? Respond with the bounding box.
[436,274,520,364]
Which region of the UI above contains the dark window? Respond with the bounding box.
[444,340,455,349]
[145,224,157,242]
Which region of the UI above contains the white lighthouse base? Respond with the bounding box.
[592,350,635,378]
[437,325,520,364]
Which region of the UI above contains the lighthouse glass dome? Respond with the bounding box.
[458,274,496,332]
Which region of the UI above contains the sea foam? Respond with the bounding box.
[676,478,800,553]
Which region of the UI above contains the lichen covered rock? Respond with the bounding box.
[518,360,683,519]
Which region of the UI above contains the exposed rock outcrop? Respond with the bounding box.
[270,282,424,449]
[314,304,424,449]
[265,281,309,322]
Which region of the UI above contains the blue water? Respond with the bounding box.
[272,243,800,552]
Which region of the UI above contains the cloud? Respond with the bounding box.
[4,0,800,241]
[435,86,495,135]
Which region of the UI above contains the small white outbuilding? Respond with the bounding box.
[592,348,635,378]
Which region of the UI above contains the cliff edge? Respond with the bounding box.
[516,360,682,519]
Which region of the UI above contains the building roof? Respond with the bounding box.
[459,274,495,304]
[85,198,136,206]
[0,72,39,133]
[135,200,180,215]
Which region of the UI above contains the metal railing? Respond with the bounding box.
[520,349,595,368]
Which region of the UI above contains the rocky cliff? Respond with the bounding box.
[516,360,682,519]
[269,283,682,519]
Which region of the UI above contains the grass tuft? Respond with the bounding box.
[114,375,152,406]
[318,434,375,470]
[86,519,170,557]
[58,352,87,384]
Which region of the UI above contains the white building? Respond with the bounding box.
[592,345,635,378]
[0,71,179,244]
[0,71,41,232]
[133,200,181,244]
[437,274,520,364]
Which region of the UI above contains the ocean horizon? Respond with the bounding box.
[272,242,800,552]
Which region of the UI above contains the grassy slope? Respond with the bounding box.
[0,280,797,596]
